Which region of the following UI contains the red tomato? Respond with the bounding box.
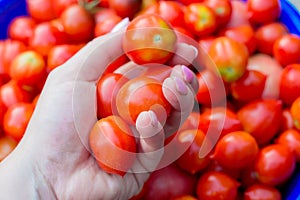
[254,144,296,186]
[247,0,281,25]
[89,115,136,176]
[94,8,118,24]
[208,36,249,83]
[142,1,185,27]
[0,80,34,108]
[196,69,227,107]
[225,0,250,29]
[29,22,68,56]
[61,4,95,43]
[219,25,257,55]
[212,131,259,169]
[244,184,281,200]
[279,64,300,105]
[47,44,83,71]
[0,136,18,161]
[184,3,217,37]
[291,97,300,130]
[273,34,300,67]
[255,22,288,55]
[94,15,122,37]
[176,129,211,174]
[122,14,177,65]
[3,102,34,141]
[96,73,129,119]
[52,0,77,16]
[196,171,239,200]
[0,99,7,129]
[204,0,232,27]
[108,0,142,19]
[230,70,266,102]
[8,16,36,45]
[104,55,130,75]
[275,129,300,162]
[116,76,172,125]
[176,0,203,6]
[9,51,47,86]
[26,0,57,21]
[237,99,282,145]
[172,195,197,200]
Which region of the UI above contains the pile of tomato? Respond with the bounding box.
[1,0,300,199]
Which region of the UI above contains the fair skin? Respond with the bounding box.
[0,25,198,200]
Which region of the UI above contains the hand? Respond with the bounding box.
[0,22,198,200]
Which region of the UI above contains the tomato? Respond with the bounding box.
[172,195,197,200]
[47,44,83,71]
[225,0,250,29]
[122,14,177,65]
[3,102,34,141]
[142,1,185,27]
[96,73,129,119]
[196,171,239,200]
[116,76,172,125]
[52,0,77,16]
[204,0,232,27]
[138,164,197,200]
[8,16,36,45]
[94,8,118,24]
[247,0,281,25]
[108,0,142,19]
[275,129,300,162]
[211,131,259,170]
[244,184,281,200]
[255,22,288,55]
[273,34,300,67]
[176,129,211,174]
[254,144,296,186]
[0,99,7,129]
[219,25,257,55]
[89,115,136,176]
[230,70,266,102]
[0,80,34,108]
[196,69,227,107]
[0,136,18,161]
[29,22,68,56]
[176,0,203,6]
[291,97,300,130]
[198,36,216,53]
[61,4,95,43]
[94,15,122,37]
[9,51,47,86]
[26,0,57,21]
[279,64,300,105]
[237,99,282,145]
[184,3,217,37]
[208,36,249,83]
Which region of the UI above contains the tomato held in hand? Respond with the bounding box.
[89,115,136,176]
[122,14,177,64]
[0,136,18,161]
[208,36,249,83]
[254,144,296,186]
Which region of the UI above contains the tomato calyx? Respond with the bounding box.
[78,0,101,14]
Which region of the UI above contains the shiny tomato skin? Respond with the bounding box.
[237,99,282,145]
[254,144,296,186]
[184,3,217,37]
[212,131,259,170]
[275,129,300,162]
[9,51,47,86]
[116,76,172,125]
[122,14,177,65]
[204,0,232,27]
[96,73,129,119]
[142,1,185,27]
[26,0,56,21]
[247,0,281,25]
[94,15,122,37]
[61,4,95,43]
[89,115,136,176]
[230,70,267,102]
[0,136,18,161]
[176,129,211,174]
[196,171,239,200]
[3,102,34,141]
[108,0,142,19]
[52,0,77,16]
[208,36,249,83]
[273,34,300,67]
[255,22,288,55]
[94,8,118,24]
[8,16,36,45]
[279,64,300,105]
[291,97,300,130]
[244,184,281,200]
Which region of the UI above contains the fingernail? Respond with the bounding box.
[181,65,194,83]
[174,77,188,95]
[148,110,158,128]
[189,45,198,59]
